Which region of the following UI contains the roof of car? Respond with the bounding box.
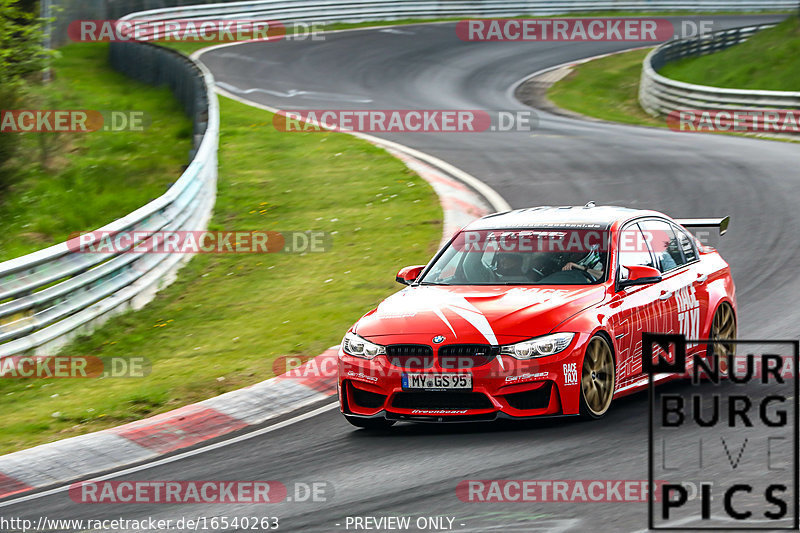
[465,205,661,230]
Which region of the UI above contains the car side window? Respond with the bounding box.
[639,220,685,273]
[675,226,698,262]
[617,223,656,281]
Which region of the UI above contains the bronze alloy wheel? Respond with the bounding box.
[710,302,737,375]
[580,336,616,418]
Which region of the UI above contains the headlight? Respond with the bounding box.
[499,333,575,359]
[342,332,386,359]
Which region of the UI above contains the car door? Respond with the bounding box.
[608,222,673,387]
[637,219,683,335]
[640,219,710,354]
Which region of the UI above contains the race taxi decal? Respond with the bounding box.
[563,362,578,385]
[675,285,700,347]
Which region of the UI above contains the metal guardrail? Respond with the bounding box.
[0,44,219,358]
[121,0,798,31]
[639,23,800,117]
[48,0,800,44]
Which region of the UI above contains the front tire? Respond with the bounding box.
[579,335,616,419]
[344,415,396,430]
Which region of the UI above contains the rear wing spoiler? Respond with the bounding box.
[674,216,730,236]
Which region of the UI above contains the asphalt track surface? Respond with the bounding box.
[4,14,799,533]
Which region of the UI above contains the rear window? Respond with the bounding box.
[676,226,698,262]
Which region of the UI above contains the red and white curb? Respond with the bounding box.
[0,94,502,500]
[0,347,339,499]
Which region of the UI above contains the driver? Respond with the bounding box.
[562,247,604,279]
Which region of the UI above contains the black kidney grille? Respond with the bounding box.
[386,344,434,369]
[437,344,499,369]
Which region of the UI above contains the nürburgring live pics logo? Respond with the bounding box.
[644,332,799,530]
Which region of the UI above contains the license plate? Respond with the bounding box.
[402,373,472,391]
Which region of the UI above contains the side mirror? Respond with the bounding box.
[396,265,425,285]
[618,264,662,289]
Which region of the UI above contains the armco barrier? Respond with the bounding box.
[0,43,219,358]
[639,23,800,117]
[124,0,797,29]
[49,0,798,46]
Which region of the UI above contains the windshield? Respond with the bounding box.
[418,228,609,285]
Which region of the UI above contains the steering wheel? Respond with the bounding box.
[578,267,597,282]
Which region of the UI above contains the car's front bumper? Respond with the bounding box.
[337,336,589,422]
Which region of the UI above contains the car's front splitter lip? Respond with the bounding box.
[346,409,580,424]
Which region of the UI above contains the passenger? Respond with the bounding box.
[494,253,525,279]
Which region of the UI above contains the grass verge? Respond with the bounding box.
[0,43,192,261]
[547,48,662,127]
[660,16,800,91]
[0,95,442,454]
[547,21,800,142]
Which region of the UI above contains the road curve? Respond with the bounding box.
[3,14,798,533]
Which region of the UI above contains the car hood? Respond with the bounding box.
[354,285,606,344]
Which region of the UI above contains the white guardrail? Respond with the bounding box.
[2,1,796,359]
[121,0,798,27]
[0,46,219,358]
[639,23,800,117]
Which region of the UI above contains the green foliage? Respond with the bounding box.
[659,17,800,91]
[0,0,54,185]
[0,44,191,260]
[0,0,50,85]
